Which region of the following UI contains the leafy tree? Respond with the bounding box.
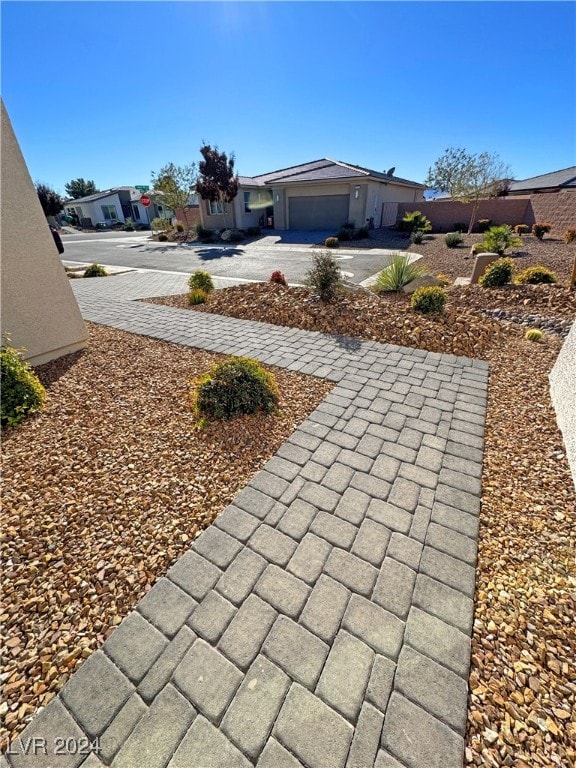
[150,162,198,226]
[64,178,99,199]
[36,183,64,217]
[196,143,239,229]
[425,148,512,233]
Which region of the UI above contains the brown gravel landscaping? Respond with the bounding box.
[0,325,332,749]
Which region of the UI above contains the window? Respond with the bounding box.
[131,204,141,221]
[244,191,252,213]
[208,200,224,216]
[101,204,118,221]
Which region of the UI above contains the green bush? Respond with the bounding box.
[188,270,214,293]
[514,224,530,235]
[191,357,279,420]
[525,329,543,342]
[515,266,557,285]
[398,211,432,234]
[411,285,446,314]
[158,234,168,242]
[471,242,488,256]
[410,230,424,244]
[481,225,521,255]
[337,227,353,241]
[176,223,185,233]
[196,224,213,241]
[151,217,172,232]
[84,263,108,278]
[478,257,514,287]
[374,253,425,292]
[1,343,46,427]
[123,217,135,232]
[324,237,339,248]
[532,222,552,240]
[305,250,343,302]
[188,289,208,305]
[354,226,369,239]
[563,228,576,244]
[477,219,492,233]
[445,232,464,248]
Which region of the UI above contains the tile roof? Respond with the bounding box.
[63,187,139,205]
[238,159,424,188]
[509,166,576,192]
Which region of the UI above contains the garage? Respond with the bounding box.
[288,194,350,230]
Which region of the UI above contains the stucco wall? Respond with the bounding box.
[1,101,87,365]
[549,321,576,488]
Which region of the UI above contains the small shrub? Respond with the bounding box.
[354,226,369,240]
[337,227,353,241]
[123,217,135,232]
[191,357,279,420]
[410,230,425,244]
[158,234,168,242]
[188,270,214,293]
[324,236,339,248]
[151,217,172,232]
[176,223,185,233]
[1,342,46,427]
[478,257,514,287]
[436,273,451,286]
[477,219,492,233]
[515,266,557,285]
[532,222,552,240]
[196,225,214,242]
[563,228,576,244]
[246,226,261,237]
[411,285,446,314]
[188,289,208,305]
[305,250,343,302]
[445,232,464,248]
[84,263,108,277]
[525,329,543,342]
[221,229,244,243]
[374,253,425,292]
[471,242,489,256]
[451,222,467,232]
[514,224,530,235]
[482,225,521,255]
[269,270,288,286]
[398,211,432,234]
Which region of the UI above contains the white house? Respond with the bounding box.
[63,187,171,228]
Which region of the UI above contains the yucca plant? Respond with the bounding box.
[374,253,425,292]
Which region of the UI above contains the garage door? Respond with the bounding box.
[288,195,350,230]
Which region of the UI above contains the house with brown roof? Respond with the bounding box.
[199,159,425,231]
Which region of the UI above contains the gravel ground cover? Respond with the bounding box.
[149,282,575,766]
[0,324,332,749]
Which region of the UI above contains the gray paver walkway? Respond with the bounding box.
[4,272,489,768]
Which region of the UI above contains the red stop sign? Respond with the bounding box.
[140,194,151,207]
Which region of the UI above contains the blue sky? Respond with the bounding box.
[2,1,575,194]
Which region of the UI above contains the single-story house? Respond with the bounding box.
[199,158,425,231]
[63,187,172,228]
[506,166,576,196]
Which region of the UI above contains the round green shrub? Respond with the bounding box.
[83,263,108,278]
[525,329,543,342]
[191,357,279,420]
[188,289,208,305]
[515,266,557,285]
[478,258,514,287]
[324,237,339,248]
[354,226,370,240]
[445,232,464,248]
[337,227,353,241]
[1,344,46,427]
[410,230,424,244]
[188,270,214,293]
[411,285,446,314]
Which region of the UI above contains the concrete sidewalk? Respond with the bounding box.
[4,272,488,768]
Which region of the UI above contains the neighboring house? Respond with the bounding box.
[63,187,172,228]
[506,166,576,196]
[199,159,425,231]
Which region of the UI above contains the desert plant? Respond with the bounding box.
[411,285,447,314]
[436,273,451,286]
[158,234,168,242]
[514,224,530,235]
[354,226,369,239]
[176,223,185,233]
[532,222,552,240]
[188,289,208,305]
[471,242,489,256]
[196,225,215,242]
[481,225,521,255]
[477,219,492,233]
[1,342,46,427]
[478,257,514,287]
[324,236,339,248]
[123,217,135,232]
[398,211,432,234]
[305,250,343,302]
[563,228,576,244]
[515,266,557,285]
[269,270,288,286]
[525,329,543,342]
[445,232,464,248]
[84,263,108,277]
[246,226,262,237]
[188,270,214,293]
[374,253,425,292]
[410,230,425,244]
[337,227,353,241]
[151,217,172,232]
[221,229,244,243]
[191,357,279,420]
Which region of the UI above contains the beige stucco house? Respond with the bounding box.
[200,159,425,231]
[1,100,87,364]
